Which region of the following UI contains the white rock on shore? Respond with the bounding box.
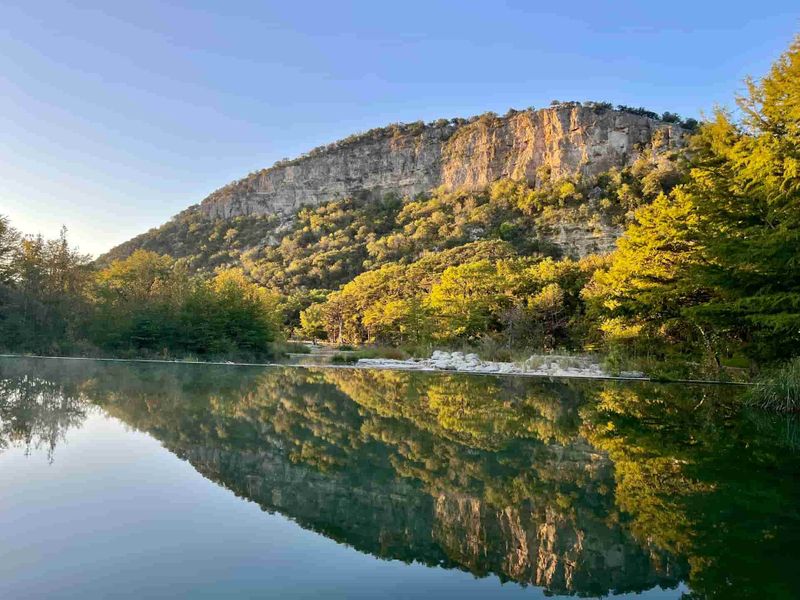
[355,351,646,379]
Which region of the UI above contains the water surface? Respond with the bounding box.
[0,357,798,598]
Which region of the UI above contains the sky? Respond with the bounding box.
[0,1,797,257]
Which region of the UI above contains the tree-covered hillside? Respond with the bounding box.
[100,140,682,296]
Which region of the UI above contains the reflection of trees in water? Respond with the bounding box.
[0,361,89,462]
[82,364,685,595]
[2,358,800,598]
[583,384,800,599]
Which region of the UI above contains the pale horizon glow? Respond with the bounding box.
[0,1,797,256]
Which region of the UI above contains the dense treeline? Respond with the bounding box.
[585,37,800,367]
[309,248,608,351]
[0,221,281,358]
[89,253,280,357]
[0,224,92,353]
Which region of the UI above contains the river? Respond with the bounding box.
[0,357,797,598]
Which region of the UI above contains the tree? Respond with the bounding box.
[362,297,433,345]
[527,283,567,349]
[0,227,91,353]
[209,268,281,351]
[582,190,707,351]
[93,249,179,305]
[93,252,280,356]
[299,303,327,342]
[683,36,800,360]
[91,250,185,351]
[427,260,506,340]
[584,35,800,364]
[0,215,20,285]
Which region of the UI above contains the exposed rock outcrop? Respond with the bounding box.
[200,105,685,220]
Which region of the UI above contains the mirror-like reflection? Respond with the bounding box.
[0,357,798,598]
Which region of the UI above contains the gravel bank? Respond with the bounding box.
[357,351,646,379]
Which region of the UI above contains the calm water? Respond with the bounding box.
[0,358,798,599]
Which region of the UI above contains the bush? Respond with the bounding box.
[748,358,800,413]
[330,353,359,364]
[331,346,409,364]
[280,341,311,354]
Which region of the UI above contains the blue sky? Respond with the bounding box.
[0,1,797,256]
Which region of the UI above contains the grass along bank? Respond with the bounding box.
[748,358,800,413]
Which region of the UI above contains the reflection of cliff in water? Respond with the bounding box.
[86,363,683,596]
[179,439,679,596]
[2,358,799,598]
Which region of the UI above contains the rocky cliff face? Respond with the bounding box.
[200,105,685,219]
[440,106,681,189]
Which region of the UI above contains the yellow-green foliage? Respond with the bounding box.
[243,195,403,291]
[101,211,281,273]
[308,240,514,344]
[298,302,327,341]
[683,38,800,359]
[585,35,800,362]
[427,260,507,339]
[582,190,704,347]
[312,247,605,347]
[0,227,92,353]
[91,250,282,357]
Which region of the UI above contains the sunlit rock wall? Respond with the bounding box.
[199,105,685,221]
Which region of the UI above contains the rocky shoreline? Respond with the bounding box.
[357,351,646,379]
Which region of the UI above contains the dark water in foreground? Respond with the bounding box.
[0,358,798,599]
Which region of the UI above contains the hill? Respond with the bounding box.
[101,102,690,298]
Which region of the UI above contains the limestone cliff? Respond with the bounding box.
[199,104,686,219]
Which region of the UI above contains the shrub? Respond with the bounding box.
[280,341,311,354]
[330,353,359,364]
[331,346,409,364]
[661,111,681,123]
